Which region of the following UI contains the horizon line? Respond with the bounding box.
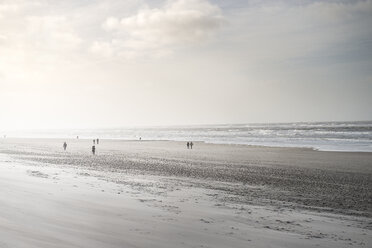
[1,120,372,132]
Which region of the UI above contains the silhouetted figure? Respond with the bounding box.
[63,142,67,151]
[139,137,142,141]
[96,138,99,144]
[187,142,190,149]
[190,142,193,149]
[77,136,79,139]
[92,145,96,155]
[93,139,95,144]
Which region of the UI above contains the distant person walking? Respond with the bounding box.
[93,139,95,145]
[96,138,99,144]
[190,142,193,149]
[63,142,67,151]
[187,142,190,149]
[92,145,96,155]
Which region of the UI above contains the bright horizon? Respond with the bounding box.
[1,120,371,133]
[1,0,372,130]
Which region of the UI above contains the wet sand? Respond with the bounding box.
[0,138,371,247]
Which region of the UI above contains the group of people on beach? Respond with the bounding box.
[62,138,100,155]
[92,138,99,155]
[64,139,194,154]
[187,142,194,149]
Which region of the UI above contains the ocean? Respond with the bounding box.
[3,121,372,152]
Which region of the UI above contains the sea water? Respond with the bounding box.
[3,121,372,152]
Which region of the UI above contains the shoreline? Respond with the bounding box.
[2,136,372,153]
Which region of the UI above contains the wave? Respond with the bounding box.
[2,121,372,152]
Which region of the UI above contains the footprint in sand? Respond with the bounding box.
[200,218,213,224]
[27,170,49,179]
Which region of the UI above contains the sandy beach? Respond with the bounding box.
[0,138,371,247]
[2,0,371,246]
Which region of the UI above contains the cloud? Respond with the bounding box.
[0,1,85,84]
[120,0,224,44]
[90,41,114,58]
[96,0,225,58]
[26,15,83,51]
[102,16,121,31]
[0,2,20,13]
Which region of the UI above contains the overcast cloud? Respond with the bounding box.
[0,0,371,130]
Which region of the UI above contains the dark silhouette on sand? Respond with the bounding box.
[92,145,96,155]
[190,142,193,149]
[187,142,190,149]
[96,138,99,144]
[63,142,67,151]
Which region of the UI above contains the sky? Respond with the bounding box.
[0,0,372,130]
